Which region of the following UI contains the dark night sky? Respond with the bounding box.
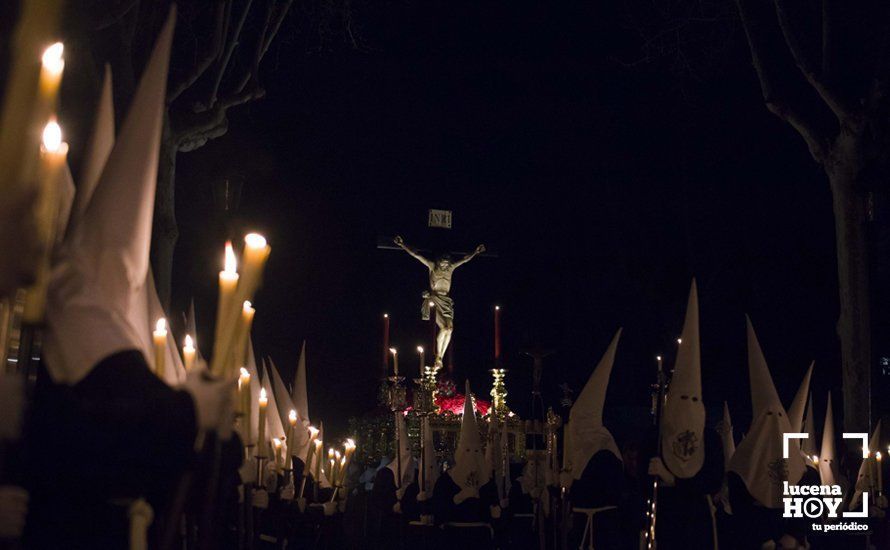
[169,1,838,439]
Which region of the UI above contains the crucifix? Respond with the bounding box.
[389,235,486,370]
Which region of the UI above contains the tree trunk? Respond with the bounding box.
[827,142,872,431]
[151,114,179,311]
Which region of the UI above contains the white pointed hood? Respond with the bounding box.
[145,269,185,384]
[788,362,814,434]
[184,299,204,364]
[268,357,309,455]
[661,281,705,478]
[68,64,114,235]
[387,412,415,488]
[568,329,622,478]
[246,339,263,446]
[44,9,175,384]
[260,359,287,447]
[312,422,331,488]
[718,402,735,470]
[818,392,839,486]
[728,317,805,508]
[53,166,76,252]
[450,381,490,495]
[291,341,309,424]
[801,395,818,467]
[850,421,881,511]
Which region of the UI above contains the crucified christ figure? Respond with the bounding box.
[394,235,485,369]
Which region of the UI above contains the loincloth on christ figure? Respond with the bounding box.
[421,291,454,322]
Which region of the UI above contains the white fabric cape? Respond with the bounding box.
[661,281,705,479]
[849,421,882,511]
[387,412,415,488]
[818,392,839,486]
[449,381,490,501]
[728,317,805,508]
[568,329,622,479]
[43,9,175,384]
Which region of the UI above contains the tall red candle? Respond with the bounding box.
[494,305,501,362]
[382,313,390,378]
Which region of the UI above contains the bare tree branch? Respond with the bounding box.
[736,0,828,161]
[262,0,295,57]
[207,0,255,109]
[821,0,832,78]
[773,0,855,122]
[168,1,228,104]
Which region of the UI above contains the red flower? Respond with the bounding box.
[434,393,490,416]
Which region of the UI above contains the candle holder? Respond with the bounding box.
[489,368,509,420]
[413,372,437,417]
[386,375,408,412]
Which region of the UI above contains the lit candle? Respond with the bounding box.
[314,439,323,481]
[494,305,501,362]
[390,348,399,376]
[22,120,68,323]
[239,233,270,304]
[37,43,64,122]
[304,426,319,469]
[212,242,239,375]
[239,367,252,442]
[0,2,64,204]
[417,346,424,378]
[382,314,390,378]
[877,452,883,494]
[183,334,196,372]
[333,450,342,485]
[273,438,284,470]
[337,455,347,486]
[229,300,255,376]
[257,388,268,457]
[285,410,298,470]
[153,318,167,378]
[339,439,356,485]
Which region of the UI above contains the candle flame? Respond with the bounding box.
[243,300,253,313]
[428,301,435,307]
[877,452,883,461]
[328,448,335,458]
[184,334,194,349]
[245,232,267,249]
[42,120,62,152]
[315,439,322,449]
[309,426,319,438]
[346,438,355,448]
[155,318,166,333]
[240,367,250,380]
[677,338,682,344]
[273,438,282,449]
[389,347,397,355]
[224,241,237,273]
[417,346,424,354]
[259,387,267,401]
[289,409,298,424]
[41,42,64,74]
[812,455,818,463]
[656,355,662,362]
[495,305,500,311]
[383,313,388,319]
[335,450,341,460]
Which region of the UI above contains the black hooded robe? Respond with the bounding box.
[22,351,198,548]
[653,427,724,550]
